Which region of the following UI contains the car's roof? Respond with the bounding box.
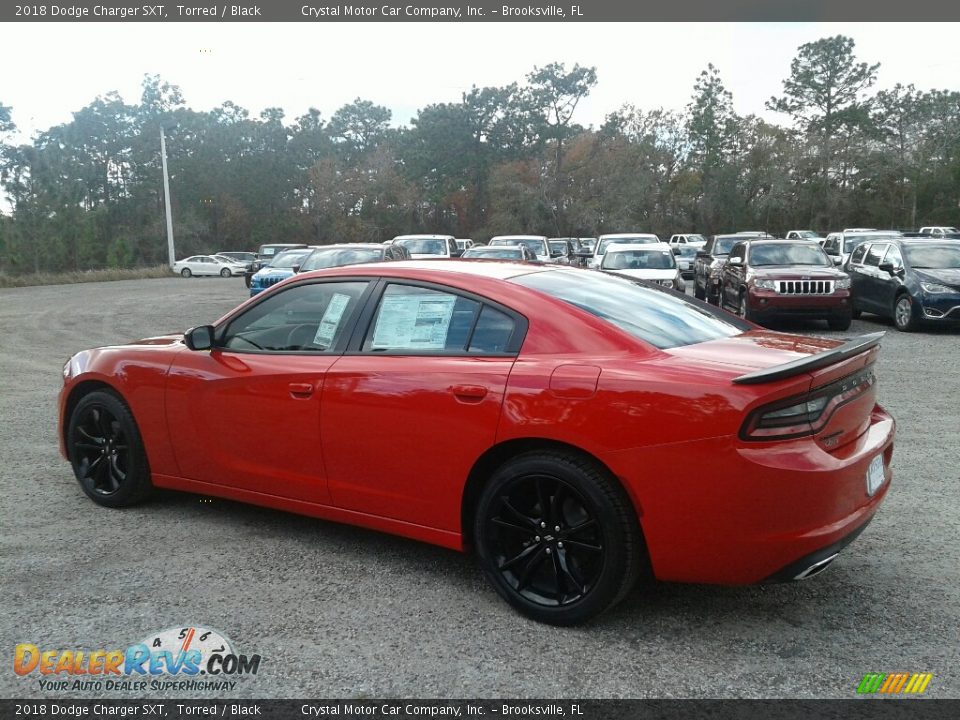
[466,245,522,251]
[392,234,454,240]
[605,243,673,252]
[300,259,551,282]
[490,234,548,240]
[598,233,658,239]
[309,243,385,251]
[895,238,960,246]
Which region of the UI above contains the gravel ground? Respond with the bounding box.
[1,276,958,700]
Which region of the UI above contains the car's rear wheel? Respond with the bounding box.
[67,390,152,508]
[474,450,645,625]
[181,268,192,278]
[220,268,231,278]
[893,293,916,332]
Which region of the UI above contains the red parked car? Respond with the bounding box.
[719,239,854,329]
[59,262,894,625]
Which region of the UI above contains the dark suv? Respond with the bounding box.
[845,238,960,331]
[244,243,308,287]
[693,234,751,303]
[719,239,853,330]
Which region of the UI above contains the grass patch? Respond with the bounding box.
[0,265,175,288]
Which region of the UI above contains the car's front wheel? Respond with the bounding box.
[220,268,231,278]
[67,390,153,508]
[474,450,645,625]
[893,293,917,332]
[181,268,192,278]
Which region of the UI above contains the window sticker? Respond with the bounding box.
[371,293,456,350]
[313,293,351,347]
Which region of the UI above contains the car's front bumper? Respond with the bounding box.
[918,291,960,321]
[747,288,852,319]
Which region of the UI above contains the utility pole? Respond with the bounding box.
[160,126,176,269]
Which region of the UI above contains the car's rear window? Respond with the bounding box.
[513,269,745,349]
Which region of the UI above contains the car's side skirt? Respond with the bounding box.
[152,473,465,552]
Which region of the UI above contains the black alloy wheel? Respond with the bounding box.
[68,391,152,507]
[475,451,645,625]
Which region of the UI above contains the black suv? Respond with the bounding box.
[693,234,754,304]
[244,243,308,287]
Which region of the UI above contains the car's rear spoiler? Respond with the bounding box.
[732,332,885,385]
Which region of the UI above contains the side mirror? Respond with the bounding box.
[672,247,681,255]
[184,325,215,351]
[728,256,743,266]
[878,261,901,275]
[292,265,301,273]
[832,256,843,266]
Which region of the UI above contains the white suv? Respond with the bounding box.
[590,233,661,269]
[668,233,707,248]
[488,235,552,263]
[391,234,459,259]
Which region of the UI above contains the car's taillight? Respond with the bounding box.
[740,367,875,441]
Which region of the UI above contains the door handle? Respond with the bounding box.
[450,384,488,402]
[289,382,314,398]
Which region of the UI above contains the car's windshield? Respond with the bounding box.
[597,237,657,254]
[602,249,677,270]
[548,241,569,254]
[675,245,699,258]
[514,269,744,350]
[844,234,899,253]
[301,248,382,271]
[904,244,960,269]
[797,231,819,238]
[749,243,831,267]
[712,237,739,255]
[686,234,706,243]
[491,238,547,255]
[268,250,312,268]
[395,238,446,255]
[463,248,521,259]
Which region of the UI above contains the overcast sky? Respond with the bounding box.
[4,22,960,141]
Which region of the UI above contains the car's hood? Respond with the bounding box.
[916,268,960,290]
[749,266,845,280]
[665,330,841,375]
[409,253,448,260]
[254,268,295,278]
[610,268,677,280]
[125,334,184,347]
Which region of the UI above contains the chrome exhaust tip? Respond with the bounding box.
[793,552,839,580]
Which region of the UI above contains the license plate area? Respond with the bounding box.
[866,454,885,496]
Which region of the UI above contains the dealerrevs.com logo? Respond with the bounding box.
[857,673,933,695]
[14,626,262,692]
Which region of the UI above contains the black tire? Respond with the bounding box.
[244,274,252,288]
[738,292,755,322]
[67,390,152,508]
[828,311,852,331]
[893,293,916,332]
[220,268,231,278]
[474,450,646,625]
[706,290,719,306]
[181,268,192,278]
[851,308,862,320]
[694,279,705,301]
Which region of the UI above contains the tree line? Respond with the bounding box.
[1,35,958,275]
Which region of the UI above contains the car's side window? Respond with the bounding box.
[864,244,887,267]
[849,244,869,265]
[220,281,369,353]
[883,245,903,269]
[729,243,746,262]
[362,284,519,355]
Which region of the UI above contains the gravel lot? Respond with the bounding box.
[1,276,958,699]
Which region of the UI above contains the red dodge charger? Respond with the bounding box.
[59,261,894,625]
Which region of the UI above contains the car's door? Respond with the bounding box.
[321,281,525,530]
[846,243,871,311]
[165,279,374,503]
[876,244,905,310]
[856,243,890,313]
[721,243,747,308]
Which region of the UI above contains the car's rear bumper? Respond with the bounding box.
[602,404,895,585]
